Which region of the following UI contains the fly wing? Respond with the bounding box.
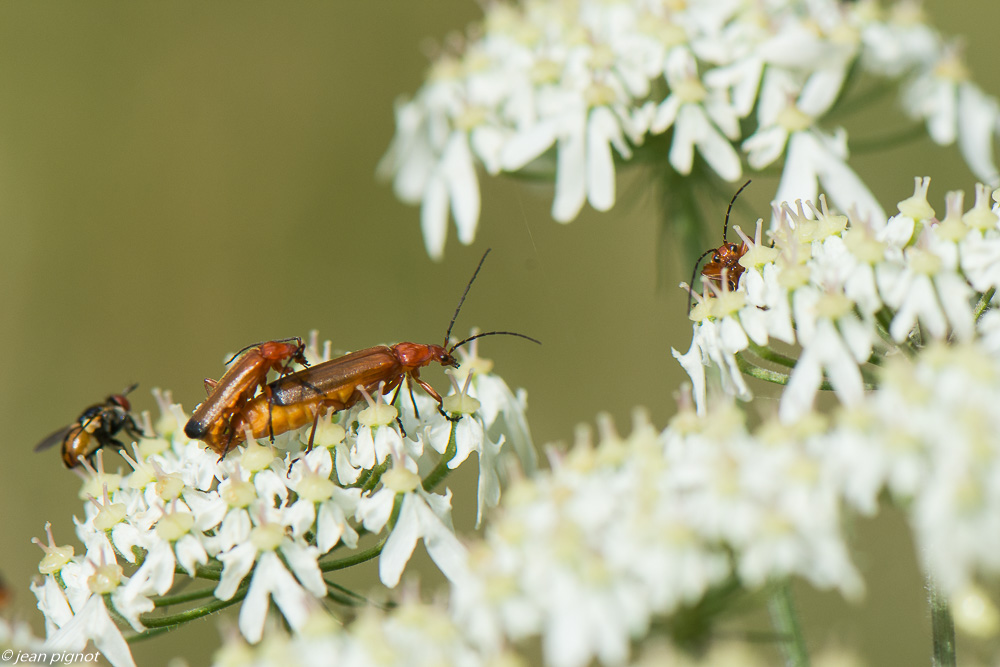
[34,426,71,452]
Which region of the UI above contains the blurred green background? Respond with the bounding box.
[0,2,997,664]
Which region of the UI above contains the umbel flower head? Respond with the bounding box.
[672,177,1000,626]
[379,0,999,258]
[675,177,1000,420]
[29,332,532,667]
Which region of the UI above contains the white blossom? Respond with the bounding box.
[381,0,992,256]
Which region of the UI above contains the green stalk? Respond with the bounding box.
[126,625,174,643]
[928,577,956,667]
[747,341,799,368]
[767,581,810,667]
[325,579,368,604]
[736,353,795,386]
[138,584,249,630]
[154,586,219,607]
[325,586,364,607]
[737,352,876,391]
[174,562,223,581]
[319,537,386,572]
[362,458,391,493]
[974,287,996,321]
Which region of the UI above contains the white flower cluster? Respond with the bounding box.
[379,0,1000,258]
[825,342,1000,598]
[671,176,1000,624]
[448,406,861,667]
[211,594,521,667]
[29,334,530,667]
[675,177,1000,421]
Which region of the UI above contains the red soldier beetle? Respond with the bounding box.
[204,249,540,457]
[35,384,146,468]
[184,337,309,453]
[688,179,752,313]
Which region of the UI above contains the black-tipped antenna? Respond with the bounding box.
[686,248,717,315]
[443,248,492,346]
[723,179,752,243]
[449,330,542,353]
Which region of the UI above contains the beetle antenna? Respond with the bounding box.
[449,330,541,353]
[723,179,752,242]
[686,248,717,315]
[444,248,492,346]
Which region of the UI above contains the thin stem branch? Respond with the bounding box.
[325,579,369,605]
[974,287,996,321]
[174,563,223,581]
[154,586,219,608]
[928,577,956,667]
[362,458,391,493]
[738,352,876,392]
[319,537,386,572]
[126,625,175,643]
[747,341,799,368]
[768,581,810,667]
[138,584,249,630]
[736,353,795,386]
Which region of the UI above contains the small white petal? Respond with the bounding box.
[379,494,421,587]
[552,117,587,223]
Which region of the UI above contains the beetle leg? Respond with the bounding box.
[262,385,276,443]
[409,373,459,423]
[407,379,420,421]
[386,383,409,438]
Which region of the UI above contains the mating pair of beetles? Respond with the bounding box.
[36,250,540,468]
[38,181,754,469]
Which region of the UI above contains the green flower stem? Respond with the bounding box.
[174,563,223,581]
[325,585,364,607]
[974,287,996,321]
[421,419,459,492]
[352,467,374,489]
[319,537,386,572]
[736,353,796,386]
[928,577,956,667]
[125,625,174,644]
[362,458,391,493]
[747,341,798,368]
[737,352,876,391]
[104,593,132,629]
[749,336,879,386]
[325,579,367,605]
[768,581,810,667]
[138,584,249,631]
[154,586,219,608]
